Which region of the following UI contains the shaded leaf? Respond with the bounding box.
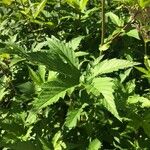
[65,103,87,129]
[33,78,79,111]
[106,12,123,27]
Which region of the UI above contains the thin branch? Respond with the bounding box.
[101,0,105,46]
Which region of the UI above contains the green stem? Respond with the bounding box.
[101,0,105,46]
[144,41,147,55]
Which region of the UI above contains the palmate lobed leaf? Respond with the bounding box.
[33,77,79,112]
[27,51,80,80]
[46,36,79,68]
[1,37,80,79]
[90,58,139,79]
[27,36,81,80]
[86,77,121,121]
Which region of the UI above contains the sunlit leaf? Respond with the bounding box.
[90,58,139,79]
[126,29,140,40]
[33,0,47,19]
[88,139,102,150]
[86,77,121,121]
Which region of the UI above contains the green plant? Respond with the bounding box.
[0,0,150,149]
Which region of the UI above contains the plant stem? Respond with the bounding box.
[105,10,140,45]
[101,0,105,46]
[144,41,147,55]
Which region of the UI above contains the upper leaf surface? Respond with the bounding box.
[33,77,78,111]
[86,77,121,121]
[47,36,79,68]
[88,139,102,150]
[27,51,80,79]
[90,58,139,79]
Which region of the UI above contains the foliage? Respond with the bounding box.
[0,0,150,149]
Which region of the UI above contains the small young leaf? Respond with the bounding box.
[88,139,102,150]
[65,103,87,129]
[127,95,150,107]
[126,29,140,40]
[135,66,149,74]
[106,12,123,27]
[68,36,84,51]
[80,0,89,11]
[28,67,43,85]
[33,0,47,19]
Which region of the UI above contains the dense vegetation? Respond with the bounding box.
[0,0,150,149]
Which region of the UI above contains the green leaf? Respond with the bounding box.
[99,43,110,51]
[144,55,150,71]
[120,68,132,83]
[47,36,79,68]
[86,77,121,121]
[38,65,46,82]
[79,0,89,11]
[135,66,149,74]
[75,51,89,57]
[143,113,150,137]
[139,0,150,8]
[39,138,51,150]
[127,95,150,107]
[0,43,26,57]
[68,36,84,51]
[28,67,43,85]
[88,139,102,150]
[2,0,12,5]
[33,0,47,19]
[17,82,35,95]
[65,0,80,10]
[28,51,78,78]
[106,12,123,27]
[90,58,139,79]
[33,78,78,111]
[0,87,8,101]
[52,131,66,150]
[65,103,87,129]
[27,37,80,80]
[126,29,140,40]
[25,111,37,126]
[65,0,88,11]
